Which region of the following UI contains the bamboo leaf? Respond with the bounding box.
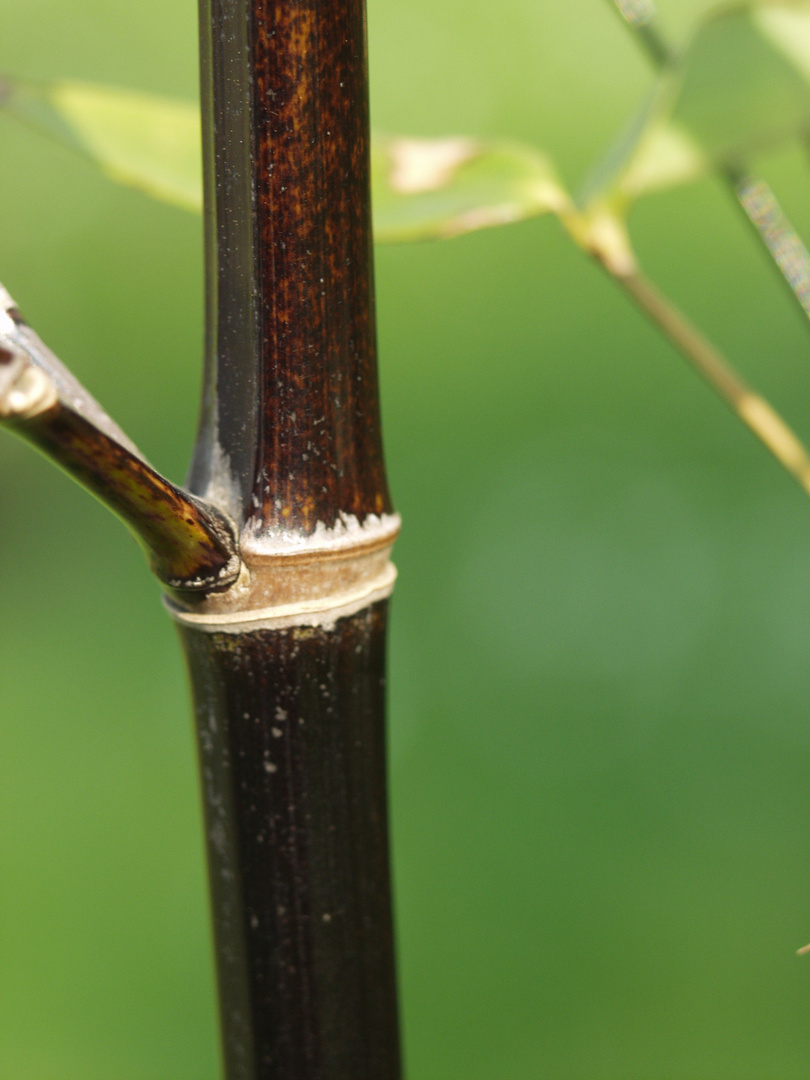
[584,0,810,212]
[0,77,571,241]
[0,77,203,212]
[7,4,810,237]
[370,136,570,241]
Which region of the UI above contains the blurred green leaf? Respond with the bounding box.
[584,0,810,213]
[0,77,570,241]
[371,136,569,241]
[5,3,810,241]
[0,78,203,212]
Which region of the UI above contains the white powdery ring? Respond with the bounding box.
[166,560,397,633]
[166,512,401,632]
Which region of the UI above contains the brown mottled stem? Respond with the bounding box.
[0,290,240,593]
[179,0,401,1078]
[190,0,391,534]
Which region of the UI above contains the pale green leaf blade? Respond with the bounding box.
[0,77,202,212]
[0,77,571,241]
[371,136,570,242]
[585,0,810,212]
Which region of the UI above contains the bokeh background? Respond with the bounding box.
[3,0,810,1076]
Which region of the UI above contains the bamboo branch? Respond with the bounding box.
[611,0,673,66]
[728,169,810,323]
[618,270,810,494]
[607,0,810,328]
[0,284,241,593]
[574,228,810,495]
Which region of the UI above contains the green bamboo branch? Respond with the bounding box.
[607,0,810,328]
[611,0,673,66]
[0,284,241,593]
[728,169,810,322]
[618,270,810,495]
[570,219,810,496]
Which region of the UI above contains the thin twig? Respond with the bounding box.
[615,265,810,496]
[563,192,810,495]
[728,169,810,323]
[0,284,241,593]
[611,0,674,66]
[607,0,810,328]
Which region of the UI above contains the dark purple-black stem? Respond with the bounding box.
[180,2,402,1078]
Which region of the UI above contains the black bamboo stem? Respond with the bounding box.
[176,1,402,1077]
[190,0,390,529]
[178,603,399,1080]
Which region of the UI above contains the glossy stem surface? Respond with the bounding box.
[15,399,240,592]
[189,0,401,1076]
[180,603,400,1080]
[192,0,391,534]
[0,303,240,594]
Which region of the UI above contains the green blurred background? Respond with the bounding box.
[3,0,810,1076]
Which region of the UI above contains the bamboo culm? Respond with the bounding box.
[176,0,403,1077]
